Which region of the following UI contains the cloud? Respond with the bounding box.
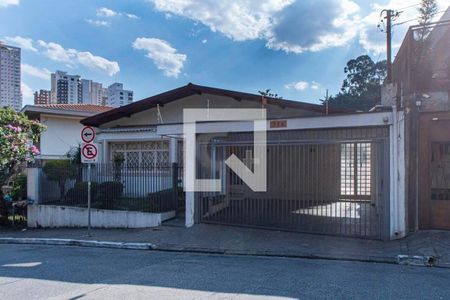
[285,80,320,91]
[202,39,207,44]
[77,51,120,76]
[0,0,19,7]
[152,0,287,41]
[311,81,320,90]
[86,19,110,27]
[94,7,139,21]
[150,0,449,55]
[37,40,120,76]
[21,82,33,104]
[4,36,37,51]
[133,37,186,78]
[266,0,360,53]
[150,0,359,53]
[96,7,118,17]
[21,63,51,80]
[126,13,139,19]
[284,81,309,91]
[37,40,77,65]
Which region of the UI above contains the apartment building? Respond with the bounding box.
[33,89,51,105]
[0,43,22,111]
[50,70,82,104]
[107,82,133,107]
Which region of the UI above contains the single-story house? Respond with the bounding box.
[21,104,113,160]
[73,83,406,240]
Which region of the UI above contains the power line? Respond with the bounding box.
[397,3,421,11]
[393,9,448,27]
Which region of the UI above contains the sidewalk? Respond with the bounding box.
[1,218,449,267]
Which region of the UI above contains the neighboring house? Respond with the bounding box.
[78,83,406,240]
[21,104,113,160]
[384,7,450,232]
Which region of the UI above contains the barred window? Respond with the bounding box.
[110,141,169,168]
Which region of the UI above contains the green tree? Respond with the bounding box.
[414,0,438,90]
[0,107,45,223]
[417,0,438,41]
[323,55,387,111]
[43,160,77,200]
[258,89,283,99]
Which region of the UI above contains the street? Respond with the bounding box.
[0,245,449,299]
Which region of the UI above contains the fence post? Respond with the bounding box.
[172,163,178,211]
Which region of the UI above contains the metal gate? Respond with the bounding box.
[197,129,388,239]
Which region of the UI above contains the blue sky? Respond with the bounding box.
[0,0,448,106]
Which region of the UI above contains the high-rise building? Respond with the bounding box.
[33,89,51,105]
[81,79,93,104]
[107,82,133,107]
[91,81,107,106]
[50,70,82,104]
[0,43,22,111]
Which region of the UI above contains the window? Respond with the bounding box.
[110,141,169,168]
[340,143,371,197]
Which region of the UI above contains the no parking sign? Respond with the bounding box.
[81,126,98,164]
[81,143,98,163]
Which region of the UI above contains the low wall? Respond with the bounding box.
[27,205,175,229]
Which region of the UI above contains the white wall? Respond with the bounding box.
[40,114,84,159]
[27,205,175,228]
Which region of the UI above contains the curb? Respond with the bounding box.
[0,238,155,250]
[153,244,398,265]
[0,237,396,265]
[1,237,445,268]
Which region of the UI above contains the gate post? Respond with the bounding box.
[27,167,40,204]
[172,163,178,211]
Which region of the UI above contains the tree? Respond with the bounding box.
[416,0,438,41]
[0,107,45,223]
[324,55,387,111]
[414,0,438,90]
[258,89,283,99]
[42,160,77,201]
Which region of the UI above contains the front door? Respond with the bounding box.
[429,142,450,229]
[420,113,450,229]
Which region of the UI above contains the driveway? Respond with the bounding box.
[0,244,449,299]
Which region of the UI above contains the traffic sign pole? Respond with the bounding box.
[80,126,97,236]
[87,163,91,236]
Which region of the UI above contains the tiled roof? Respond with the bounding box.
[82,83,350,127]
[36,104,114,113]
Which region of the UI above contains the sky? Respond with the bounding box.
[0,0,448,106]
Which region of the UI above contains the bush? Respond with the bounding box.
[66,182,98,205]
[43,160,77,199]
[96,181,124,209]
[11,173,27,201]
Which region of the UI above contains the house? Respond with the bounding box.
[384,7,450,232]
[74,83,406,240]
[21,104,113,160]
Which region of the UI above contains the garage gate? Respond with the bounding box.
[197,127,390,239]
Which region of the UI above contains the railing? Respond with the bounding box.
[38,163,183,213]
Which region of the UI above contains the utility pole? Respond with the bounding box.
[385,9,393,83]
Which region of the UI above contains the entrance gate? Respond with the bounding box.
[197,128,389,239]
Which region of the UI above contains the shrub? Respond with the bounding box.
[96,181,124,209]
[43,160,77,200]
[11,173,27,201]
[66,182,98,205]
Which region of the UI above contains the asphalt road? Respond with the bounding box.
[0,244,449,300]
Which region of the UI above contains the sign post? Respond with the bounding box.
[81,126,97,236]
